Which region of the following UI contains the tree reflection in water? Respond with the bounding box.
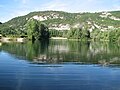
[0,40,120,65]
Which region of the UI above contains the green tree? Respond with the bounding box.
[26,19,38,39]
[26,19,49,40]
[67,28,75,39]
[74,28,82,39]
[38,23,49,40]
[109,29,120,42]
[67,27,90,40]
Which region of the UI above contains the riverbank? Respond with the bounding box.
[0,37,25,42]
[50,37,67,40]
[0,37,112,43]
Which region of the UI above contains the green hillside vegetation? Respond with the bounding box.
[0,10,120,41]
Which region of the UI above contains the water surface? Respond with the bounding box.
[0,40,120,90]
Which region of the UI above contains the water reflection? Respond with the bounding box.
[1,40,120,90]
[0,40,120,65]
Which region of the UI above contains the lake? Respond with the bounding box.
[0,40,120,90]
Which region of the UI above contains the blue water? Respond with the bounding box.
[1,51,120,90]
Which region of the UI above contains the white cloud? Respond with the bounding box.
[12,0,120,13]
[113,5,120,10]
[14,0,30,4]
[40,0,69,11]
[112,0,120,10]
[22,0,30,4]
[39,0,102,12]
[12,10,30,17]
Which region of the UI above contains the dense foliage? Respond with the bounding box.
[26,19,49,40]
[67,27,90,40]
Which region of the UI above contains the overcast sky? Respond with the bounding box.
[0,0,120,22]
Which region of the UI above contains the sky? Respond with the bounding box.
[0,0,120,22]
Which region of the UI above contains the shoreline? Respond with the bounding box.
[0,37,111,43]
[50,37,67,40]
[0,37,25,43]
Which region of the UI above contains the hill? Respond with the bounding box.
[0,10,120,41]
